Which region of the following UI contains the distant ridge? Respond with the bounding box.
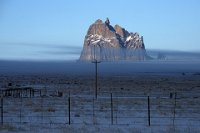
[79,18,148,61]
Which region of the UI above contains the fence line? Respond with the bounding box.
[0,97,3,125]
[0,92,199,127]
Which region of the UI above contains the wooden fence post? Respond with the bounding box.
[68,92,71,125]
[93,98,96,125]
[173,92,177,126]
[1,97,3,125]
[111,93,113,125]
[148,96,151,126]
[20,97,22,124]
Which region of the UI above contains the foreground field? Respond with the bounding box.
[0,73,200,133]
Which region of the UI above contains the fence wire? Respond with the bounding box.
[0,92,199,127]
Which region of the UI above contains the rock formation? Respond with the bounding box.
[79,18,148,61]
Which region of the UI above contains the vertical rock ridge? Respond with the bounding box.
[80,18,148,61]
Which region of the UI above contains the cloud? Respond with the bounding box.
[0,42,82,49]
[40,50,81,55]
[0,42,82,60]
[0,42,82,54]
[146,49,200,61]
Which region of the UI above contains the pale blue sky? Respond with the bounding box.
[0,0,200,60]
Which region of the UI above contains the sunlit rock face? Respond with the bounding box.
[79,18,148,61]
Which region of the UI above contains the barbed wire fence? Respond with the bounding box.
[0,90,199,128]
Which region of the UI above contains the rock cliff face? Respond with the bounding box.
[79,18,147,61]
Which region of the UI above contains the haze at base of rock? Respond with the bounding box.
[79,18,149,61]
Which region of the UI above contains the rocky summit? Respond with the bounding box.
[79,18,148,61]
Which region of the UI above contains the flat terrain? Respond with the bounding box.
[0,72,200,133]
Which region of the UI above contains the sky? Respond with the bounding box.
[0,0,200,61]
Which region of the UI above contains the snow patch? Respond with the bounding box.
[87,34,112,45]
[91,40,100,44]
[126,36,133,42]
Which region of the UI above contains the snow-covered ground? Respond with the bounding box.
[0,73,200,133]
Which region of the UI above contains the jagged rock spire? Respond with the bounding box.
[105,18,110,25]
[80,18,147,61]
[141,36,143,42]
